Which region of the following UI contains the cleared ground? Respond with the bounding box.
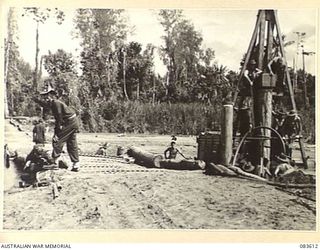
[3,120,316,230]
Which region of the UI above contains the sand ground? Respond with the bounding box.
[3,120,316,230]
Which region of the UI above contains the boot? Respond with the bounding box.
[71,162,80,172]
[52,156,60,165]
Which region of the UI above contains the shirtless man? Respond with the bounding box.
[164,141,186,160]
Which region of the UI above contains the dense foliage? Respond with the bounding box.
[4,8,315,140]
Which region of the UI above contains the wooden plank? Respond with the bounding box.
[254,10,266,126]
[206,162,237,176]
[228,165,267,182]
[266,17,274,62]
[258,10,266,70]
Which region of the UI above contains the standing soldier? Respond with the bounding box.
[238,59,262,131]
[33,85,80,172]
[243,59,262,89]
[4,144,10,168]
[268,54,286,93]
[236,97,253,137]
[33,119,46,145]
[279,110,301,158]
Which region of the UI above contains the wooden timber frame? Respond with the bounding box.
[232,10,307,167]
[233,10,296,110]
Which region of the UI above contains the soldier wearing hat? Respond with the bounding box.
[236,59,261,134]
[33,85,80,172]
[273,153,294,177]
[24,144,55,172]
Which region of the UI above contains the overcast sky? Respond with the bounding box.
[13,8,316,76]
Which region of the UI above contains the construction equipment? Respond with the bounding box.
[233,9,308,168]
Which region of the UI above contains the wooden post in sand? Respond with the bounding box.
[127,146,163,168]
[52,183,59,199]
[219,104,233,165]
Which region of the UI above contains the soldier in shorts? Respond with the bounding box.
[164,141,186,160]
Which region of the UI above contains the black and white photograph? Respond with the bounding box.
[2,6,316,233]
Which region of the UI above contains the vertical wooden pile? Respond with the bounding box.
[220,104,233,165]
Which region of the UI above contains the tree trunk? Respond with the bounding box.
[160,159,205,170]
[152,74,155,106]
[39,55,43,80]
[136,81,140,100]
[4,38,10,118]
[165,72,169,98]
[4,8,16,117]
[33,21,40,91]
[127,146,163,168]
[123,50,129,100]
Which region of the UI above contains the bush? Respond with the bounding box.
[299,107,315,143]
[79,101,222,135]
